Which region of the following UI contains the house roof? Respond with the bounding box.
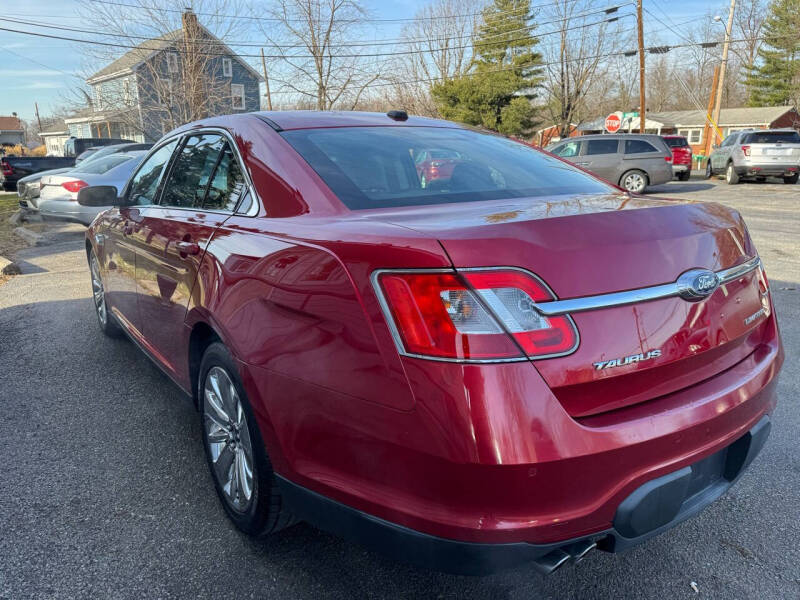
[578,106,797,131]
[0,116,24,131]
[88,30,182,82]
[87,25,263,84]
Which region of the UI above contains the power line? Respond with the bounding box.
[80,0,574,24]
[0,12,634,60]
[1,4,633,50]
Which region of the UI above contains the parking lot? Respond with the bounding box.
[0,176,797,599]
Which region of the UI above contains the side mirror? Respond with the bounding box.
[77,185,122,207]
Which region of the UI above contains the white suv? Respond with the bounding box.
[707,129,800,184]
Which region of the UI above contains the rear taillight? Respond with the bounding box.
[374,269,579,361]
[741,145,751,157]
[664,155,672,162]
[1,160,12,176]
[62,180,89,193]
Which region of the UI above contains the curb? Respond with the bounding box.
[0,255,21,276]
[13,226,44,247]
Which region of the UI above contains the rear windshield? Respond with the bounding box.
[77,153,136,174]
[741,131,800,144]
[664,137,689,148]
[281,127,612,210]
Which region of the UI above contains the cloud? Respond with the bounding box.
[3,43,28,49]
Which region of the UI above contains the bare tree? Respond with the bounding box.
[261,0,380,110]
[383,0,483,117]
[541,0,625,135]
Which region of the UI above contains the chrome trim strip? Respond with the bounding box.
[534,257,761,317]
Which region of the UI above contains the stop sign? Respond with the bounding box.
[605,113,622,133]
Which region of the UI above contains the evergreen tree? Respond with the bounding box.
[431,0,543,136]
[744,0,800,107]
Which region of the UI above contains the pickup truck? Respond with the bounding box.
[1,156,76,191]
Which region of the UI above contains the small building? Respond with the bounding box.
[534,123,578,147]
[66,10,262,143]
[576,106,800,156]
[40,129,71,156]
[0,114,25,147]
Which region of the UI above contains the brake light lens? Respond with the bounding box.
[1,160,12,176]
[62,180,89,193]
[741,145,751,157]
[375,270,579,361]
[664,155,672,162]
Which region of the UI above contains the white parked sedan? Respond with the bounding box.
[38,151,146,224]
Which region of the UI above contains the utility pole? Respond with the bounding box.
[702,66,721,163]
[34,102,42,137]
[637,0,646,133]
[260,48,273,111]
[711,0,736,145]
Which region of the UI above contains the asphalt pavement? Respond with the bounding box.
[1,177,798,599]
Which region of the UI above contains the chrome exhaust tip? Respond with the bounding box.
[534,549,571,574]
[563,539,598,563]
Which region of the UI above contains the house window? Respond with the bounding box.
[231,83,245,110]
[123,78,131,105]
[158,78,174,106]
[222,57,232,77]
[94,86,103,110]
[678,129,702,144]
[167,52,179,74]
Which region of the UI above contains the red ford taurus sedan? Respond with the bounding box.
[79,111,783,575]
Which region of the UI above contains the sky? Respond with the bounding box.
[0,0,720,124]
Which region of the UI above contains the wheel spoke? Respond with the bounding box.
[236,449,252,501]
[204,387,230,426]
[214,444,236,489]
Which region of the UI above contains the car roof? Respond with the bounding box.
[575,133,663,140]
[251,110,462,131]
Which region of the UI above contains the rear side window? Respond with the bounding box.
[624,139,659,154]
[664,137,689,148]
[204,144,246,211]
[585,139,619,155]
[126,140,178,205]
[281,127,611,210]
[741,131,800,144]
[160,134,225,209]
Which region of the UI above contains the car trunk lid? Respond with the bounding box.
[366,193,770,417]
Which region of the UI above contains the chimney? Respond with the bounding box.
[182,9,199,42]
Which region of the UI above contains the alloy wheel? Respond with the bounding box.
[90,254,107,326]
[203,366,254,512]
[623,172,646,193]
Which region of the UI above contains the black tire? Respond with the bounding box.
[88,249,123,337]
[199,342,296,536]
[725,162,740,185]
[705,160,713,179]
[678,171,691,181]
[783,173,799,184]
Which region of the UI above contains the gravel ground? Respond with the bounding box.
[0,176,798,599]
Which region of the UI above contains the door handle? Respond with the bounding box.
[176,240,200,257]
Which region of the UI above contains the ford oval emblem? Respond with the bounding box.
[677,269,720,301]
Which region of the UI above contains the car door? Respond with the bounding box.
[578,138,621,182]
[713,133,736,172]
[104,140,179,336]
[133,132,245,380]
[551,140,583,164]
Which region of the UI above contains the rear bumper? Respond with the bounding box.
[672,164,690,173]
[278,415,771,575]
[735,163,799,177]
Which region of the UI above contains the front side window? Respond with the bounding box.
[624,139,659,154]
[160,134,225,209]
[126,140,178,205]
[585,139,619,155]
[554,141,581,157]
[231,83,245,110]
[281,126,612,210]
